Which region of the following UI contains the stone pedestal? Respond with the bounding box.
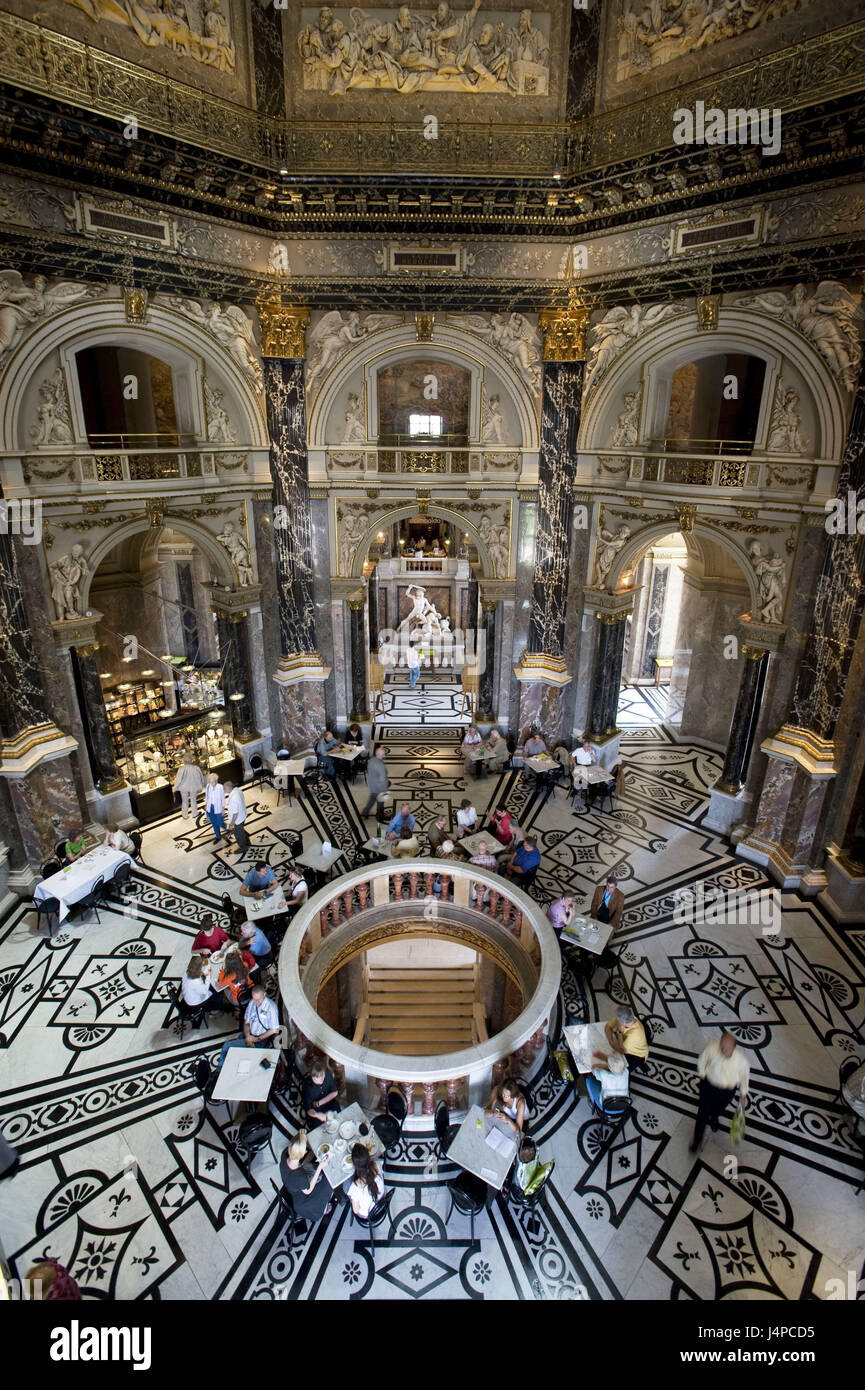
[275,662,330,749]
[738,729,835,890]
[703,784,754,837]
[819,847,865,924]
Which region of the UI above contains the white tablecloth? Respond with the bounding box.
[34,846,132,922]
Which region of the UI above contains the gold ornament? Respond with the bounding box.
[256,299,310,358]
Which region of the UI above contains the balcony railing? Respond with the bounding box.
[326,447,522,477]
[21,447,250,486]
[594,450,819,495]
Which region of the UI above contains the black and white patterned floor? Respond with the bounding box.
[1,707,863,1301]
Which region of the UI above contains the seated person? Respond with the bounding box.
[346,1145,386,1219]
[546,894,575,938]
[590,877,624,930]
[513,1137,554,1197]
[302,1054,340,1129]
[524,731,547,758]
[345,722,365,749]
[486,1076,527,1134]
[316,729,339,777]
[192,912,229,956]
[217,985,280,1068]
[216,950,255,1009]
[585,1048,629,1111]
[572,738,597,768]
[501,835,540,882]
[180,954,228,1019]
[286,870,309,912]
[386,804,419,856]
[103,821,135,855]
[426,813,451,856]
[461,724,483,772]
[489,804,515,848]
[455,799,478,838]
[484,728,508,773]
[603,1005,649,1062]
[240,861,277,899]
[239,921,273,971]
[553,744,572,779]
[63,831,89,863]
[280,1130,332,1222]
[469,838,497,870]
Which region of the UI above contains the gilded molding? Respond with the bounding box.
[539,291,591,362]
[257,301,310,359]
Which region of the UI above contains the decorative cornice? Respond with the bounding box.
[760,724,837,778]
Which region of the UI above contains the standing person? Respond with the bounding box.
[303,1055,340,1128]
[224,780,250,857]
[406,639,421,688]
[346,1144,386,1218]
[280,1131,332,1222]
[590,877,624,930]
[174,752,206,819]
[204,773,226,846]
[361,743,389,818]
[691,1031,750,1152]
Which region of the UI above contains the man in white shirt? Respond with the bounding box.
[572,738,596,767]
[585,1049,629,1112]
[224,780,250,856]
[217,986,280,1068]
[103,822,135,855]
[407,640,421,689]
[691,1030,750,1151]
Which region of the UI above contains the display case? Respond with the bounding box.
[121,707,243,822]
[104,680,167,757]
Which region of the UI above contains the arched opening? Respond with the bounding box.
[74,344,186,449]
[376,358,472,448]
[661,352,767,454]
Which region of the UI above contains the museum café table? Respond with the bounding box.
[564,1021,613,1075]
[296,842,347,884]
[458,832,506,859]
[448,1104,519,1191]
[241,883,289,923]
[34,845,132,922]
[307,1102,385,1190]
[559,913,615,957]
[329,743,364,779]
[211,1045,281,1118]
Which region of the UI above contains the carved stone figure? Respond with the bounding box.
[735,282,862,392]
[49,545,90,620]
[65,0,236,73]
[0,271,92,361]
[477,513,509,577]
[616,0,806,81]
[338,509,368,575]
[204,381,237,444]
[30,369,74,446]
[217,521,254,586]
[170,298,263,392]
[306,310,403,394]
[398,582,446,637]
[448,311,542,393]
[749,541,786,624]
[594,523,631,587]
[481,391,504,444]
[586,302,681,391]
[342,390,367,444]
[608,390,641,448]
[766,382,808,454]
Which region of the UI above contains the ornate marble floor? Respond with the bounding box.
[0,718,863,1301]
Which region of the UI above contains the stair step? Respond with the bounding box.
[370,1026,474,1041]
[368,969,475,981]
[372,1040,472,1056]
[367,1002,474,1017]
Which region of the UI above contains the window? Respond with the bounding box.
[408,412,443,437]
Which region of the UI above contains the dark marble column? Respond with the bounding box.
[70,643,123,791]
[0,530,51,745]
[466,574,479,647]
[477,598,498,721]
[348,595,369,721]
[526,361,584,663]
[368,568,379,654]
[217,612,260,742]
[717,646,770,794]
[587,613,628,739]
[263,356,318,658]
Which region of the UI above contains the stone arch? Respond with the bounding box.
[81,513,236,612]
[348,502,499,580]
[579,306,847,460]
[306,321,540,452]
[606,517,760,615]
[0,296,267,453]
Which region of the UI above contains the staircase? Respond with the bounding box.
[361,964,485,1055]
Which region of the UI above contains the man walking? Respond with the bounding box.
[407,639,421,688]
[224,780,250,857]
[691,1030,750,1152]
[361,743,389,818]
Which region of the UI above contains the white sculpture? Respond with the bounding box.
[341,391,367,444]
[398,583,437,634]
[0,271,91,360]
[481,391,504,444]
[49,545,90,620]
[338,510,368,575]
[586,303,680,390]
[609,390,641,448]
[30,369,74,446]
[64,0,236,73]
[735,282,862,392]
[766,383,808,454]
[448,311,542,393]
[306,310,403,394]
[170,298,263,392]
[217,521,254,586]
[595,524,631,586]
[749,541,786,624]
[477,514,509,577]
[204,381,237,444]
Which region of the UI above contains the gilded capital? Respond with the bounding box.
[256,300,310,359]
[539,290,591,362]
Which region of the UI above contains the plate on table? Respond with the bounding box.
[341,1153,354,1172]
[334,1137,346,1151]
[339,1120,356,1140]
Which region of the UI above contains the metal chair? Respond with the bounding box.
[372,1086,407,1152]
[502,1157,556,1210]
[446,1172,488,1242]
[596,770,618,814]
[250,754,273,790]
[220,892,244,937]
[235,1112,277,1168]
[434,1099,459,1158]
[42,859,62,879]
[129,831,143,862]
[589,1090,633,1148]
[193,1056,230,1117]
[106,859,133,905]
[71,874,105,926]
[32,892,62,940]
[170,984,210,1041]
[349,1187,395,1265]
[55,839,71,864]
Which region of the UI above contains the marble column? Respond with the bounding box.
[348,594,369,722]
[477,597,499,722]
[514,298,590,743]
[739,350,865,889]
[587,613,628,739]
[368,567,379,653]
[70,643,124,792]
[216,611,260,742]
[258,301,330,747]
[716,646,770,794]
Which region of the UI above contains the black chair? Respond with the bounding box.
[235,1112,277,1168]
[71,874,105,926]
[32,892,62,940]
[42,859,62,879]
[55,839,71,864]
[372,1086,407,1152]
[170,984,210,1041]
[588,1088,633,1148]
[569,776,590,814]
[129,831,143,862]
[596,769,618,814]
[502,1157,556,1211]
[434,1100,459,1158]
[250,754,273,790]
[272,1188,309,1248]
[283,830,303,860]
[220,892,244,937]
[193,1056,230,1117]
[446,1172,488,1242]
[349,1187,395,1264]
[106,859,133,904]
[627,1019,654,1076]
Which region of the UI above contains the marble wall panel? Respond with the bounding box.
[8,755,81,865]
[251,499,286,742]
[528,362,584,659]
[0,532,49,741]
[278,680,327,752]
[251,0,286,117]
[679,586,747,747]
[263,360,317,657]
[517,680,567,747]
